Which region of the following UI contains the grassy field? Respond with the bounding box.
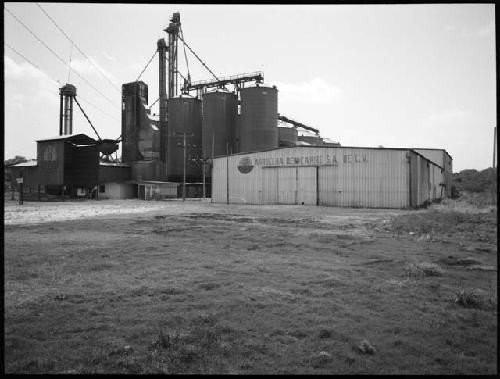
[4,197,497,374]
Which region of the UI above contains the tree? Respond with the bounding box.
[4,155,28,167]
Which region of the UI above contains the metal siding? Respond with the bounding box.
[261,167,278,204]
[318,149,409,208]
[413,149,453,198]
[37,140,65,185]
[70,145,99,187]
[277,167,296,204]
[213,147,411,208]
[297,166,317,205]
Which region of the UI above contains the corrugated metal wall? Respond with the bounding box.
[413,149,453,197]
[213,147,421,208]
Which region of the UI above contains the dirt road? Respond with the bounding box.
[4,199,497,374]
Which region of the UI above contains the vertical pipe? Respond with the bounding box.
[69,96,73,135]
[157,39,167,163]
[226,141,229,205]
[202,159,205,200]
[183,133,186,201]
[59,92,63,136]
[64,96,70,134]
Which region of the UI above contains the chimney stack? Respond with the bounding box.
[59,84,77,135]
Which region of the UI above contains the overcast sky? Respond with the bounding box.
[4,3,496,171]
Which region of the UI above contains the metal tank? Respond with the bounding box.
[167,97,202,182]
[298,135,324,146]
[278,127,298,147]
[238,86,278,153]
[202,91,237,158]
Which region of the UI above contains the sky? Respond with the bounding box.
[3,3,496,172]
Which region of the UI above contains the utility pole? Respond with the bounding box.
[202,157,205,200]
[170,131,194,201]
[226,141,229,205]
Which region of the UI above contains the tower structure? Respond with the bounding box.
[59,84,77,135]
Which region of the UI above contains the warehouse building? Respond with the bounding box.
[211,146,448,209]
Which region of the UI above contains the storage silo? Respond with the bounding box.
[167,97,203,182]
[278,127,298,147]
[202,91,237,159]
[239,86,278,153]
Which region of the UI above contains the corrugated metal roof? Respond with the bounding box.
[37,133,93,142]
[215,145,448,159]
[12,160,38,167]
[409,147,452,160]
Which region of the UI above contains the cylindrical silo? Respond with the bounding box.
[239,86,278,153]
[202,91,237,159]
[167,97,202,182]
[278,127,298,146]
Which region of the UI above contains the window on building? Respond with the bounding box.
[99,184,105,193]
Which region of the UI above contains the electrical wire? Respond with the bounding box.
[148,96,160,110]
[36,3,121,93]
[5,6,119,109]
[5,42,43,72]
[136,49,158,82]
[6,42,120,123]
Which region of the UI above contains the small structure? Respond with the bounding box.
[137,181,179,200]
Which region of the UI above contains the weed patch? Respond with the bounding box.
[406,262,443,278]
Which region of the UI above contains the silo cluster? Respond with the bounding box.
[123,81,281,183]
[164,85,279,181]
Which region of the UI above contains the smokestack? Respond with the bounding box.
[59,84,77,136]
[157,38,167,163]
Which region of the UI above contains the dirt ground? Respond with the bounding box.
[3,198,497,374]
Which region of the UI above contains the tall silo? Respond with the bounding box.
[238,85,278,153]
[202,91,237,159]
[167,97,202,182]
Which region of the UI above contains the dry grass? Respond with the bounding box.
[4,200,497,374]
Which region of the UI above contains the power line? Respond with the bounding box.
[5,6,119,109]
[136,49,157,82]
[5,42,43,72]
[36,3,121,93]
[6,41,120,122]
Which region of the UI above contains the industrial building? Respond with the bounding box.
[212,146,449,208]
[10,11,453,208]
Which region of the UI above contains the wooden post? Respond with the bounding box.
[19,182,23,205]
[202,158,205,200]
[183,132,186,202]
